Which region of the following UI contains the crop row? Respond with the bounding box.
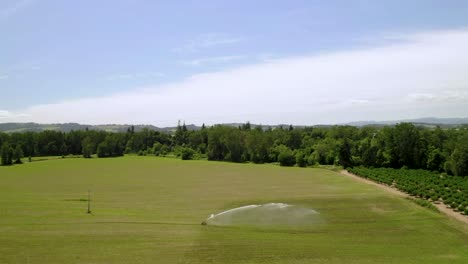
[348,167,468,215]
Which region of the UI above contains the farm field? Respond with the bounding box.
[348,167,468,215]
[0,156,467,263]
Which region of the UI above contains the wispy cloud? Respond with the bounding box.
[173,33,243,53]
[407,90,468,103]
[0,0,35,20]
[106,72,165,81]
[0,75,8,80]
[0,110,29,120]
[4,28,468,126]
[181,55,245,66]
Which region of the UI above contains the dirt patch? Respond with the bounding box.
[340,170,468,225]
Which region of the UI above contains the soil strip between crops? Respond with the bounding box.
[340,170,468,225]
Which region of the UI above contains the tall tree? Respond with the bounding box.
[12,145,23,164]
[1,142,13,166]
[338,139,353,168]
[82,137,94,158]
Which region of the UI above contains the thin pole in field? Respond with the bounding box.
[87,190,91,214]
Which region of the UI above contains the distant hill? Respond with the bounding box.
[0,117,467,133]
[343,117,468,127]
[0,122,174,133]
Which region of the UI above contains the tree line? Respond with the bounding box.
[1,122,467,176]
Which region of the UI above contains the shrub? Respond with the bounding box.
[295,151,307,167]
[151,142,163,156]
[307,154,317,166]
[181,147,195,160]
[278,149,295,166]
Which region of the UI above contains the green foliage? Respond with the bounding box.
[406,198,439,212]
[446,134,468,176]
[96,134,125,158]
[181,147,195,160]
[1,142,13,166]
[295,150,307,167]
[0,122,467,174]
[277,145,295,166]
[151,142,163,156]
[207,126,228,161]
[81,137,94,158]
[246,128,269,163]
[12,145,23,164]
[306,154,317,166]
[338,139,353,168]
[349,167,468,215]
[426,146,444,172]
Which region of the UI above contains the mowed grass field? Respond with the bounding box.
[0,156,467,264]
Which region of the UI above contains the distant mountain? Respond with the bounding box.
[0,117,467,133]
[344,117,468,127]
[0,122,174,133]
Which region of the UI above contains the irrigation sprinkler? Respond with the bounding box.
[87,190,91,214]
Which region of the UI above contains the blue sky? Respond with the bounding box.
[1,0,468,125]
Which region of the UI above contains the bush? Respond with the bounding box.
[278,146,295,167]
[151,142,162,156]
[97,142,107,158]
[307,154,317,166]
[295,151,307,167]
[181,147,195,160]
[160,145,170,156]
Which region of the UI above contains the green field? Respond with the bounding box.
[0,156,467,263]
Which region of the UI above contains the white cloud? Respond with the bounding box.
[0,110,29,120]
[173,33,243,53]
[406,89,468,103]
[182,55,245,66]
[0,75,8,80]
[4,28,468,126]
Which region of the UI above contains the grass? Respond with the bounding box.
[407,197,440,212]
[0,156,467,263]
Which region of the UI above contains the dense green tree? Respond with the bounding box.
[82,137,94,158]
[426,146,445,172]
[311,137,338,165]
[277,145,295,166]
[1,142,13,166]
[223,128,244,162]
[207,126,228,161]
[246,128,270,163]
[286,129,302,150]
[151,142,163,156]
[387,123,423,168]
[12,145,23,164]
[96,134,125,158]
[446,134,468,176]
[295,150,307,167]
[0,122,466,175]
[338,139,353,168]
